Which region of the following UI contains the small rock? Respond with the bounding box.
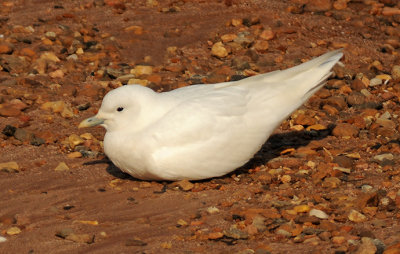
[348,209,367,223]
[373,153,394,162]
[224,226,249,239]
[176,219,188,227]
[206,206,220,214]
[375,118,395,129]
[324,96,347,110]
[211,42,228,58]
[39,52,60,62]
[175,179,194,191]
[276,228,291,238]
[125,237,147,246]
[221,34,237,43]
[347,92,366,106]
[0,236,6,243]
[0,103,22,117]
[305,0,332,12]
[130,65,153,76]
[333,0,348,10]
[294,205,310,213]
[332,123,359,138]
[14,128,33,143]
[392,65,400,80]
[322,177,341,188]
[351,79,367,91]
[333,166,351,174]
[6,226,21,235]
[2,125,16,136]
[259,28,274,40]
[369,78,382,87]
[207,232,224,240]
[332,236,346,244]
[0,43,14,54]
[49,69,64,79]
[56,228,74,238]
[0,161,20,173]
[66,233,94,244]
[252,215,266,232]
[67,152,82,158]
[354,237,377,254]
[373,239,386,254]
[68,134,85,149]
[54,162,70,171]
[253,40,269,53]
[333,155,354,168]
[309,209,329,219]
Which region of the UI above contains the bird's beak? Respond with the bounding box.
[78,116,105,128]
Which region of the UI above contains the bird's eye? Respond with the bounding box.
[117,107,124,112]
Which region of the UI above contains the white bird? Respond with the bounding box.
[79,50,343,180]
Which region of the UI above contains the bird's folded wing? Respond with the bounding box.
[150,86,250,147]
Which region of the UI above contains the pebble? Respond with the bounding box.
[276,228,291,238]
[294,205,310,213]
[361,185,374,193]
[253,40,269,53]
[130,65,153,76]
[348,209,367,223]
[332,123,359,138]
[354,237,377,254]
[207,232,224,240]
[322,177,341,188]
[333,0,348,10]
[211,42,228,58]
[305,0,332,12]
[331,236,346,244]
[125,238,147,246]
[224,226,249,239]
[56,228,74,238]
[49,69,64,79]
[347,92,366,106]
[54,162,70,171]
[373,153,394,162]
[309,208,329,219]
[6,226,21,235]
[175,179,194,191]
[0,103,23,117]
[221,34,237,43]
[0,236,6,243]
[68,134,85,149]
[369,78,382,87]
[259,28,274,40]
[206,206,220,214]
[0,43,13,54]
[67,152,82,158]
[333,166,351,174]
[66,233,95,244]
[252,215,266,232]
[0,161,20,173]
[392,65,400,80]
[177,219,188,226]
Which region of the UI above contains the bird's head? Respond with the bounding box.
[79,85,155,132]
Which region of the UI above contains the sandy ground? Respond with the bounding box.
[1,0,400,253]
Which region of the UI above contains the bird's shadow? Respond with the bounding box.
[86,125,334,182]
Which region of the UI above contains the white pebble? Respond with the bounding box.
[309,208,329,219]
[206,206,220,214]
[0,236,7,243]
[369,78,382,87]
